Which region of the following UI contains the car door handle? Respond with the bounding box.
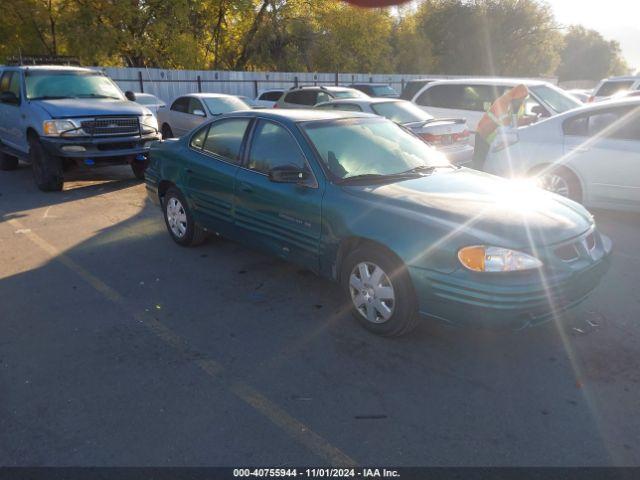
[185,168,194,174]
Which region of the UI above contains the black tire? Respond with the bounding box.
[131,159,148,180]
[161,124,174,139]
[0,153,19,171]
[536,166,582,203]
[29,137,63,191]
[162,187,206,246]
[341,244,419,336]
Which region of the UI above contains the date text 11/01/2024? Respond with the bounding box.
[233,468,400,478]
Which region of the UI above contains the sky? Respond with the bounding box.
[544,0,640,70]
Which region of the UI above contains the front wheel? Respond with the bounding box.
[162,187,206,246]
[341,245,419,336]
[537,167,582,202]
[131,158,148,180]
[161,124,174,139]
[29,137,63,191]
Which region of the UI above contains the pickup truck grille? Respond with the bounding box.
[81,118,139,136]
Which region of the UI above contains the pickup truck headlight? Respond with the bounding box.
[458,246,543,272]
[43,119,82,137]
[139,114,158,134]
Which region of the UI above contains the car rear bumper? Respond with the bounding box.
[408,239,612,329]
[40,134,161,160]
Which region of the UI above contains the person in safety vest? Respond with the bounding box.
[473,84,536,170]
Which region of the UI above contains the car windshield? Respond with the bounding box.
[331,89,368,99]
[301,117,449,181]
[203,96,250,114]
[25,70,124,100]
[370,100,433,124]
[530,84,580,113]
[370,85,397,96]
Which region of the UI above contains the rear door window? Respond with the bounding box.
[563,106,640,140]
[285,90,317,105]
[259,91,282,101]
[201,118,251,164]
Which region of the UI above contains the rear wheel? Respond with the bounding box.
[161,124,174,139]
[537,166,582,202]
[29,137,63,191]
[0,153,19,171]
[341,244,419,336]
[162,187,206,246]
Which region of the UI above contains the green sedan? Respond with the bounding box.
[145,110,612,336]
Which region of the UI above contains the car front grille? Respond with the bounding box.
[81,118,139,136]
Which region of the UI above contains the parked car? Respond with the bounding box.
[567,89,591,103]
[145,109,611,336]
[484,98,640,211]
[274,86,368,109]
[400,78,435,100]
[590,76,640,102]
[348,83,399,98]
[157,93,249,138]
[0,63,160,191]
[134,92,165,117]
[254,89,285,108]
[315,98,473,165]
[410,79,582,132]
[236,95,260,108]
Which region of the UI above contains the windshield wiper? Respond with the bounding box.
[75,94,121,99]
[336,171,423,184]
[29,95,74,100]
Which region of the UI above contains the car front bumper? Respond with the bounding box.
[409,234,613,329]
[40,134,161,160]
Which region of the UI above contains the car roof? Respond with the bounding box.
[317,98,402,107]
[289,86,358,92]
[424,78,553,87]
[182,93,238,99]
[350,83,392,87]
[535,97,640,126]
[224,108,375,122]
[10,65,98,73]
[600,76,640,81]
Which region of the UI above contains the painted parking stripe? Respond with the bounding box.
[8,217,357,467]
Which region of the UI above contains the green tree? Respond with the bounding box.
[556,26,629,82]
[414,0,562,76]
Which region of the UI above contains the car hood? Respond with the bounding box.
[33,98,148,118]
[342,168,593,248]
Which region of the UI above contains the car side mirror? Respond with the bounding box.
[268,166,308,184]
[0,91,19,105]
[193,109,206,117]
[125,91,137,102]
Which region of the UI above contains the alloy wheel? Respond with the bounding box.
[539,173,570,198]
[349,262,395,324]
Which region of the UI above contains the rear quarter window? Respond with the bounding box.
[596,81,635,97]
[284,90,317,105]
[259,91,282,102]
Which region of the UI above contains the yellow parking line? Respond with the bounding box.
[8,218,357,467]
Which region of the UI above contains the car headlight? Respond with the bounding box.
[458,246,543,272]
[139,114,158,134]
[43,119,82,137]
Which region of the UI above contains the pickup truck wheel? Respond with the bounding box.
[163,187,206,246]
[161,124,174,139]
[131,159,148,180]
[341,245,419,336]
[0,153,19,171]
[29,138,63,191]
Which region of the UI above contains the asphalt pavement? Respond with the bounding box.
[1,164,639,466]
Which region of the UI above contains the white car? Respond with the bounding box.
[315,98,473,165]
[133,93,165,118]
[567,89,591,103]
[410,78,582,132]
[484,98,640,211]
[591,76,640,102]
[158,93,249,138]
[254,89,285,108]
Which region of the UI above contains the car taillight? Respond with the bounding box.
[420,133,440,144]
[587,96,595,103]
